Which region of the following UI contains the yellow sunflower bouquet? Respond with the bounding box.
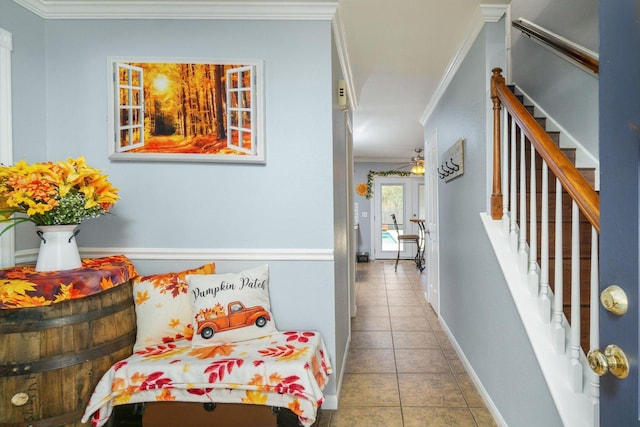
[0,156,119,235]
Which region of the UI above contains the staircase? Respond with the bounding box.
[487,68,600,426]
[512,88,597,353]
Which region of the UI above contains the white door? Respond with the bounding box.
[373,177,423,260]
[0,28,14,268]
[425,131,440,313]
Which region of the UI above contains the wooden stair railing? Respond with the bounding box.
[490,67,600,401]
[490,67,599,231]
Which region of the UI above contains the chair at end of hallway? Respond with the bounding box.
[390,213,420,272]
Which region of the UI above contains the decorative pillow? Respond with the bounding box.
[187,264,277,347]
[132,263,215,351]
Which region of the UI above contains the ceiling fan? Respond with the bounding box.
[397,148,425,175]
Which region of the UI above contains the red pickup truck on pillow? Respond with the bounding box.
[196,301,270,339]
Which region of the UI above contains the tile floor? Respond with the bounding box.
[316,260,497,427]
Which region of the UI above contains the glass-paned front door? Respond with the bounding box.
[374,177,424,260]
[381,184,404,252]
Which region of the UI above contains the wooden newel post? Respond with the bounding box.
[490,68,504,220]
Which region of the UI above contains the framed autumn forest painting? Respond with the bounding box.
[108,58,265,163]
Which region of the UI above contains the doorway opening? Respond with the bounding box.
[373,176,424,260]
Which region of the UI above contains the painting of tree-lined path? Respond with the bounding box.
[124,62,251,155]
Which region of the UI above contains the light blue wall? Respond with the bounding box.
[510,0,599,159]
[41,18,334,250]
[1,4,346,405]
[0,1,48,249]
[424,21,562,426]
[0,1,46,162]
[331,31,350,389]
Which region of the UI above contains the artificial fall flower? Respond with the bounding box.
[0,156,119,234]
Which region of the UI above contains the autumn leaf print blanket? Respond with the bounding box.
[82,331,332,427]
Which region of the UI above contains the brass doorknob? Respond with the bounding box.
[587,344,629,379]
[601,285,628,315]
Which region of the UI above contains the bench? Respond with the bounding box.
[81,331,332,427]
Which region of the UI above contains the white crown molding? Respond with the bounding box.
[420,4,509,125]
[12,0,338,20]
[481,4,509,23]
[353,157,407,164]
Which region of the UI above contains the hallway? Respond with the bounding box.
[318,260,497,427]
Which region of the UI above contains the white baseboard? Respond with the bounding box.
[438,318,508,427]
[322,329,350,411]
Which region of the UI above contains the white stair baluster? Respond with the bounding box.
[539,160,551,321]
[570,200,583,392]
[510,119,518,250]
[519,128,528,271]
[502,111,510,233]
[528,143,539,295]
[552,178,565,353]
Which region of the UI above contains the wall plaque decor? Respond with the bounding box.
[438,138,464,182]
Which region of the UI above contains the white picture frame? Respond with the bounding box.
[107,57,265,164]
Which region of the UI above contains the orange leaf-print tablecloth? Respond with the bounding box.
[0,255,138,309]
[82,331,333,427]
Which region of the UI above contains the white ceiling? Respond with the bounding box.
[13,0,508,162]
[339,0,485,161]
